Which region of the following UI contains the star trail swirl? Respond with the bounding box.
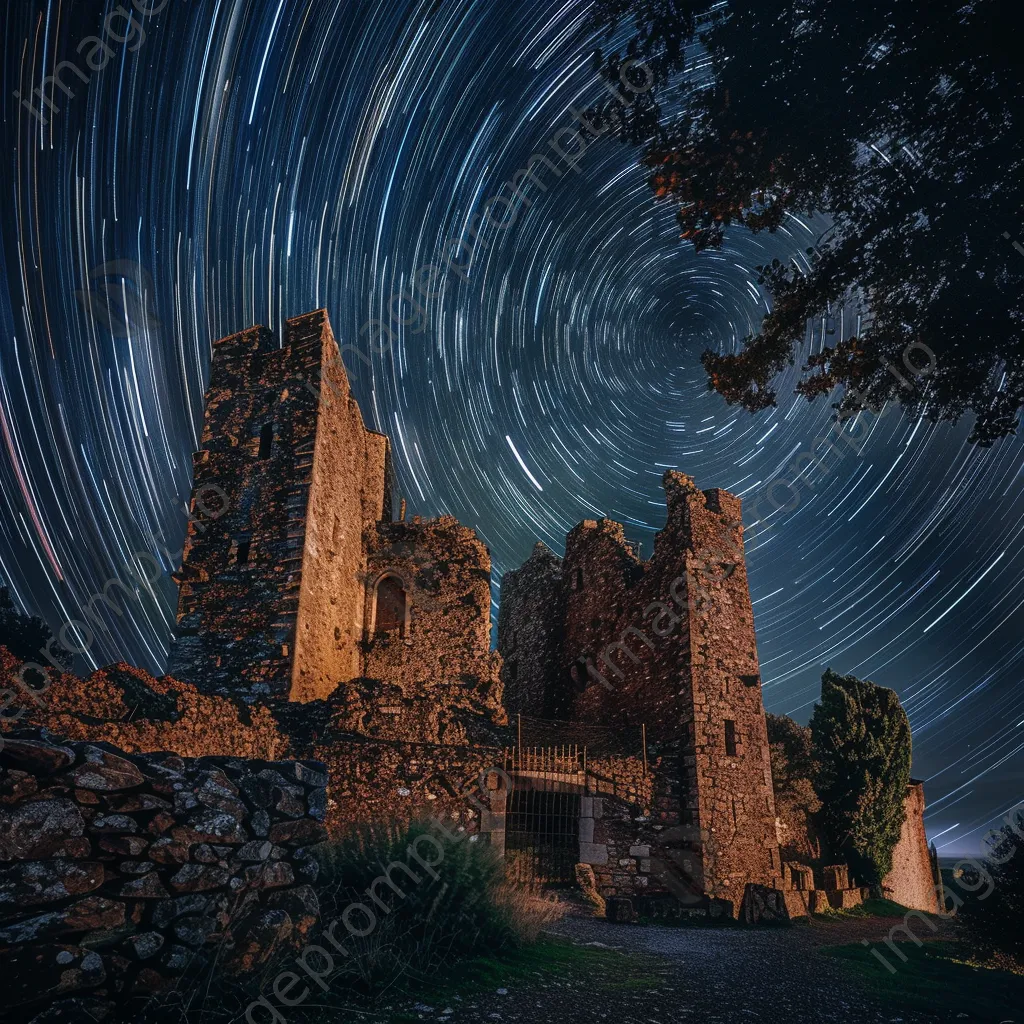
[1,0,1021,855]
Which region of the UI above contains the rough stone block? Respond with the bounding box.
[0,798,87,860]
[741,883,790,926]
[827,887,863,910]
[0,738,75,776]
[0,860,104,912]
[71,749,144,792]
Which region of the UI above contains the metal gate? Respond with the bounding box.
[503,746,584,887]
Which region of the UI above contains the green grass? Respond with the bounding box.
[820,896,920,919]
[825,939,1024,1021]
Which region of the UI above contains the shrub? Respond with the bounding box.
[312,819,551,995]
[956,823,1024,965]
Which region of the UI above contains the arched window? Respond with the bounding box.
[373,574,407,635]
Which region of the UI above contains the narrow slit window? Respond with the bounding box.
[570,656,589,692]
[724,719,738,757]
[575,567,584,590]
[235,538,251,564]
[258,423,274,459]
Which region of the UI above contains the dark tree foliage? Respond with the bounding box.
[766,712,822,860]
[588,0,1024,445]
[809,669,911,890]
[0,582,73,669]
[956,821,1024,964]
[766,712,819,813]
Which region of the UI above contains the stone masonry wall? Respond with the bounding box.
[169,310,393,703]
[882,781,941,914]
[290,310,393,703]
[498,543,568,720]
[363,516,504,725]
[170,318,305,697]
[1,653,692,906]
[0,731,326,1023]
[497,471,782,909]
[578,747,704,901]
[0,653,509,843]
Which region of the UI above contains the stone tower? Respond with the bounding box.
[168,309,503,727]
[498,472,782,902]
[169,310,394,701]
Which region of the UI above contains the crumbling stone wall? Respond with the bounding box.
[363,516,504,726]
[3,652,751,911]
[498,472,781,909]
[497,542,566,719]
[1,653,508,843]
[577,748,702,900]
[882,781,941,913]
[0,731,325,1023]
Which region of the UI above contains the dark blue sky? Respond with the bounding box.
[1,0,1021,855]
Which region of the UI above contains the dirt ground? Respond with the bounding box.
[387,911,1017,1024]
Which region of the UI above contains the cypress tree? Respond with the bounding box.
[809,669,911,890]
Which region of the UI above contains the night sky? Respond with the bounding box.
[1,0,1021,856]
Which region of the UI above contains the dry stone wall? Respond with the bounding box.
[0,731,327,1023]
[0,653,510,846]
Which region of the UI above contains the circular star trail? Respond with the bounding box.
[1,0,1021,855]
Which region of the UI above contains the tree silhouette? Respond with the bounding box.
[589,0,1024,444]
[956,821,1024,963]
[0,582,73,669]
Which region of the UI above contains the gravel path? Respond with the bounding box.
[415,914,968,1024]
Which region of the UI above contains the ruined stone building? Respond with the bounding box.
[168,309,503,741]
[2,308,939,926]
[498,473,783,906]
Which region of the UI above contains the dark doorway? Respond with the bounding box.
[374,575,406,634]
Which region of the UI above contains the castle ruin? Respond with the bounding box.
[2,308,939,922]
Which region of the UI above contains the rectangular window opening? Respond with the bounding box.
[258,423,274,459]
[724,719,738,757]
[235,538,252,564]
